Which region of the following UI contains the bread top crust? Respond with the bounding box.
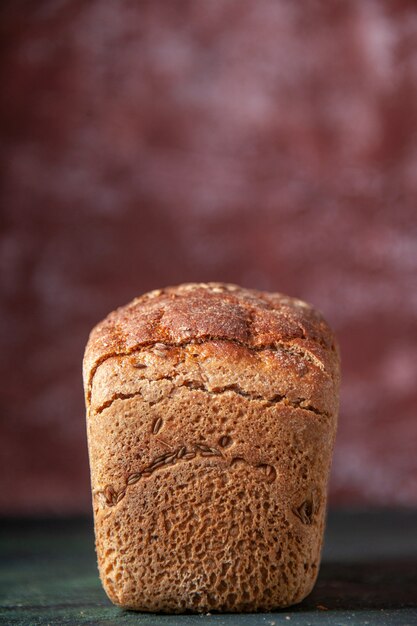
[83,282,340,405]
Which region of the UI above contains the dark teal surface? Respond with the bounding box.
[1,511,416,625]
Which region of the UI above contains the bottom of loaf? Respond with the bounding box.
[94,459,325,612]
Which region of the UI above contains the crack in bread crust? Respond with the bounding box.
[92,378,331,419]
[94,446,277,509]
[87,337,329,405]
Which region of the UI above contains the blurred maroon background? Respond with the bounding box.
[1,1,417,514]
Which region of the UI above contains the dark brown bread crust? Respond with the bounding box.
[84,283,340,612]
[83,282,339,404]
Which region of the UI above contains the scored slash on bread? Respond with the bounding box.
[84,283,340,612]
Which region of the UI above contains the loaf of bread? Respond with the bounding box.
[83,282,340,612]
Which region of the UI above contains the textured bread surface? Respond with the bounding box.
[83,282,340,612]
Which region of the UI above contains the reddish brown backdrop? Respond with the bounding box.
[1,1,417,514]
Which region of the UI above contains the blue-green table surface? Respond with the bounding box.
[1,510,416,626]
